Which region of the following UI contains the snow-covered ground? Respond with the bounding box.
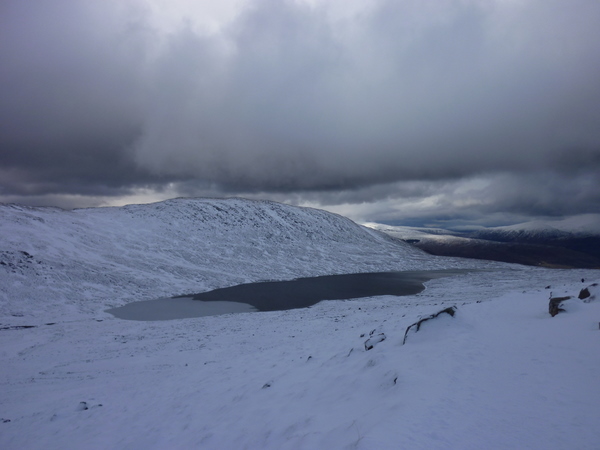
[1,199,600,449]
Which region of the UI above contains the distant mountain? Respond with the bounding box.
[477,214,600,237]
[367,217,600,268]
[0,198,473,318]
[469,216,600,264]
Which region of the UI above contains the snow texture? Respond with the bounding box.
[1,198,600,449]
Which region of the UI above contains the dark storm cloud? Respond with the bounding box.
[0,0,157,197]
[476,170,600,218]
[329,169,600,227]
[130,0,600,189]
[1,0,599,223]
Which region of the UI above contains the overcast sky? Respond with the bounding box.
[1,0,599,227]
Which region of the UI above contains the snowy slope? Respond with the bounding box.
[1,269,599,449]
[1,198,600,448]
[0,198,477,320]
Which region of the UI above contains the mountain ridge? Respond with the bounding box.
[367,220,600,268]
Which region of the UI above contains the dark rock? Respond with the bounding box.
[549,296,571,317]
[578,283,598,302]
[402,306,457,345]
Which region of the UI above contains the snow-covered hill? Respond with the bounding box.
[2,198,600,448]
[1,264,599,448]
[1,198,476,320]
[478,214,600,239]
[363,222,464,243]
[366,215,600,243]
[366,221,600,268]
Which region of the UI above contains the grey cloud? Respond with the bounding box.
[1,0,599,225]
[1,0,156,195]
[279,168,599,227]
[132,0,600,190]
[475,171,600,218]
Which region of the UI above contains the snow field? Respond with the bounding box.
[1,198,599,448]
[1,270,599,449]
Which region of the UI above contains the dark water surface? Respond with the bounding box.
[187,269,468,310]
[107,269,469,321]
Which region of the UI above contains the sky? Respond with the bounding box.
[1,0,599,228]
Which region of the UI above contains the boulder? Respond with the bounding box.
[578,283,598,302]
[549,296,571,317]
